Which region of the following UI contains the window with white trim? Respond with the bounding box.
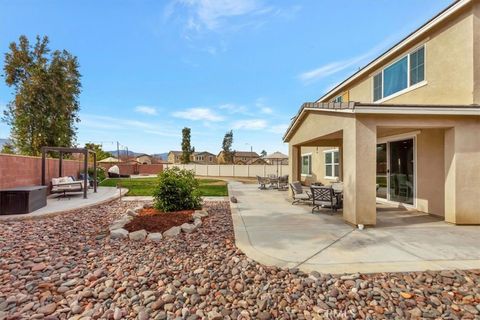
[301,154,312,175]
[324,150,339,178]
[373,45,425,102]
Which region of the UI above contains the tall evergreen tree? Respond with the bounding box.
[260,150,267,157]
[222,130,234,164]
[2,35,81,156]
[181,127,194,164]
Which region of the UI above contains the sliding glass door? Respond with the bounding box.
[376,138,415,205]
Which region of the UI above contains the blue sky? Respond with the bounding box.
[0,0,452,155]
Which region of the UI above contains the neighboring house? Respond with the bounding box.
[263,151,289,165]
[284,0,480,226]
[191,151,217,164]
[167,151,183,164]
[136,154,153,165]
[217,151,261,165]
[168,151,217,164]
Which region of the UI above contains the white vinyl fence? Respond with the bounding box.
[164,163,289,178]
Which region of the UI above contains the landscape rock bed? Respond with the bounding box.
[0,200,479,319]
[108,204,206,241]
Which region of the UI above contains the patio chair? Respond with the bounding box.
[278,175,289,191]
[290,181,312,204]
[257,176,269,190]
[310,186,338,214]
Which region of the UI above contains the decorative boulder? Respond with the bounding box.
[110,228,129,239]
[181,223,197,234]
[143,202,153,209]
[109,218,130,231]
[129,230,147,241]
[147,233,163,242]
[133,206,144,213]
[230,196,238,203]
[125,209,138,218]
[193,218,202,227]
[163,226,181,237]
[193,210,208,219]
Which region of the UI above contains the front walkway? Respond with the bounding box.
[0,187,127,221]
[229,181,480,274]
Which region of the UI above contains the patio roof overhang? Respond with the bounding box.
[283,102,480,142]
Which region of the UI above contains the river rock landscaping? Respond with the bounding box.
[0,200,479,320]
[108,204,207,241]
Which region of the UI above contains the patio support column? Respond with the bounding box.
[289,144,301,184]
[444,125,480,224]
[342,119,377,226]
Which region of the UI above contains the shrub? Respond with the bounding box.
[153,167,201,212]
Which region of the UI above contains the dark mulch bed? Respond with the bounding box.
[124,208,194,233]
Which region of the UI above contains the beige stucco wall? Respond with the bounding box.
[415,129,445,217]
[332,5,476,105]
[474,1,480,104]
[299,146,340,186]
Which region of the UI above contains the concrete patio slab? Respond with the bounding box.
[0,187,127,221]
[229,181,480,274]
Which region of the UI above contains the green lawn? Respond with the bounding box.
[99,177,228,197]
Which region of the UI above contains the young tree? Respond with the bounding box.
[260,150,267,157]
[222,130,234,164]
[1,142,15,154]
[181,127,194,164]
[84,143,112,162]
[2,35,81,156]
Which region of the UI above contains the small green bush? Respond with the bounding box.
[153,167,201,212]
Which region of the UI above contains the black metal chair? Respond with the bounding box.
[310,186,338,214]
[257,176,269,190]
[290,181,312,204]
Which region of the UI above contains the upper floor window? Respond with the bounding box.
[333,95,343,103]
[373,45,425,102]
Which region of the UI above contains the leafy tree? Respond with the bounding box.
[260,150,267,157]
[181,127,194,164]
[153,167,201,212]
[1,142,15,154]
[222,130,234,164]
[2,35,81,156]
[84,143,112,161]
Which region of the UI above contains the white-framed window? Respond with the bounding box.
[373,45,425,102]
[301,154,312,176]
[209,156,213,162]
[324,150,339,178]
[333,95,343,103]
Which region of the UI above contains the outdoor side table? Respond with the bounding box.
[0,186,47,215]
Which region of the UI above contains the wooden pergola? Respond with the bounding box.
[41,147,97,199]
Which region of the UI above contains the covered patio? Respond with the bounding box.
[229,181,480,274]
[285,102,480,226]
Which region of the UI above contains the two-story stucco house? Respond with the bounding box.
[167,151,217,164]
[284,0,480,226]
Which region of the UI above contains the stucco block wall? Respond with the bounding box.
[0,154,81,189]
[333,5,477,105]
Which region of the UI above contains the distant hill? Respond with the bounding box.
[106,150,168,160]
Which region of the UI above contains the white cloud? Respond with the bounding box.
[219,103,249,115]
[81,114,154,130]
[172,107,224,122]
[135,105,158,115]
[298,36,403,84]
[232,119,267,130]
[268,123,288,134]
[176,0,265,31]
[260,106,273,114]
